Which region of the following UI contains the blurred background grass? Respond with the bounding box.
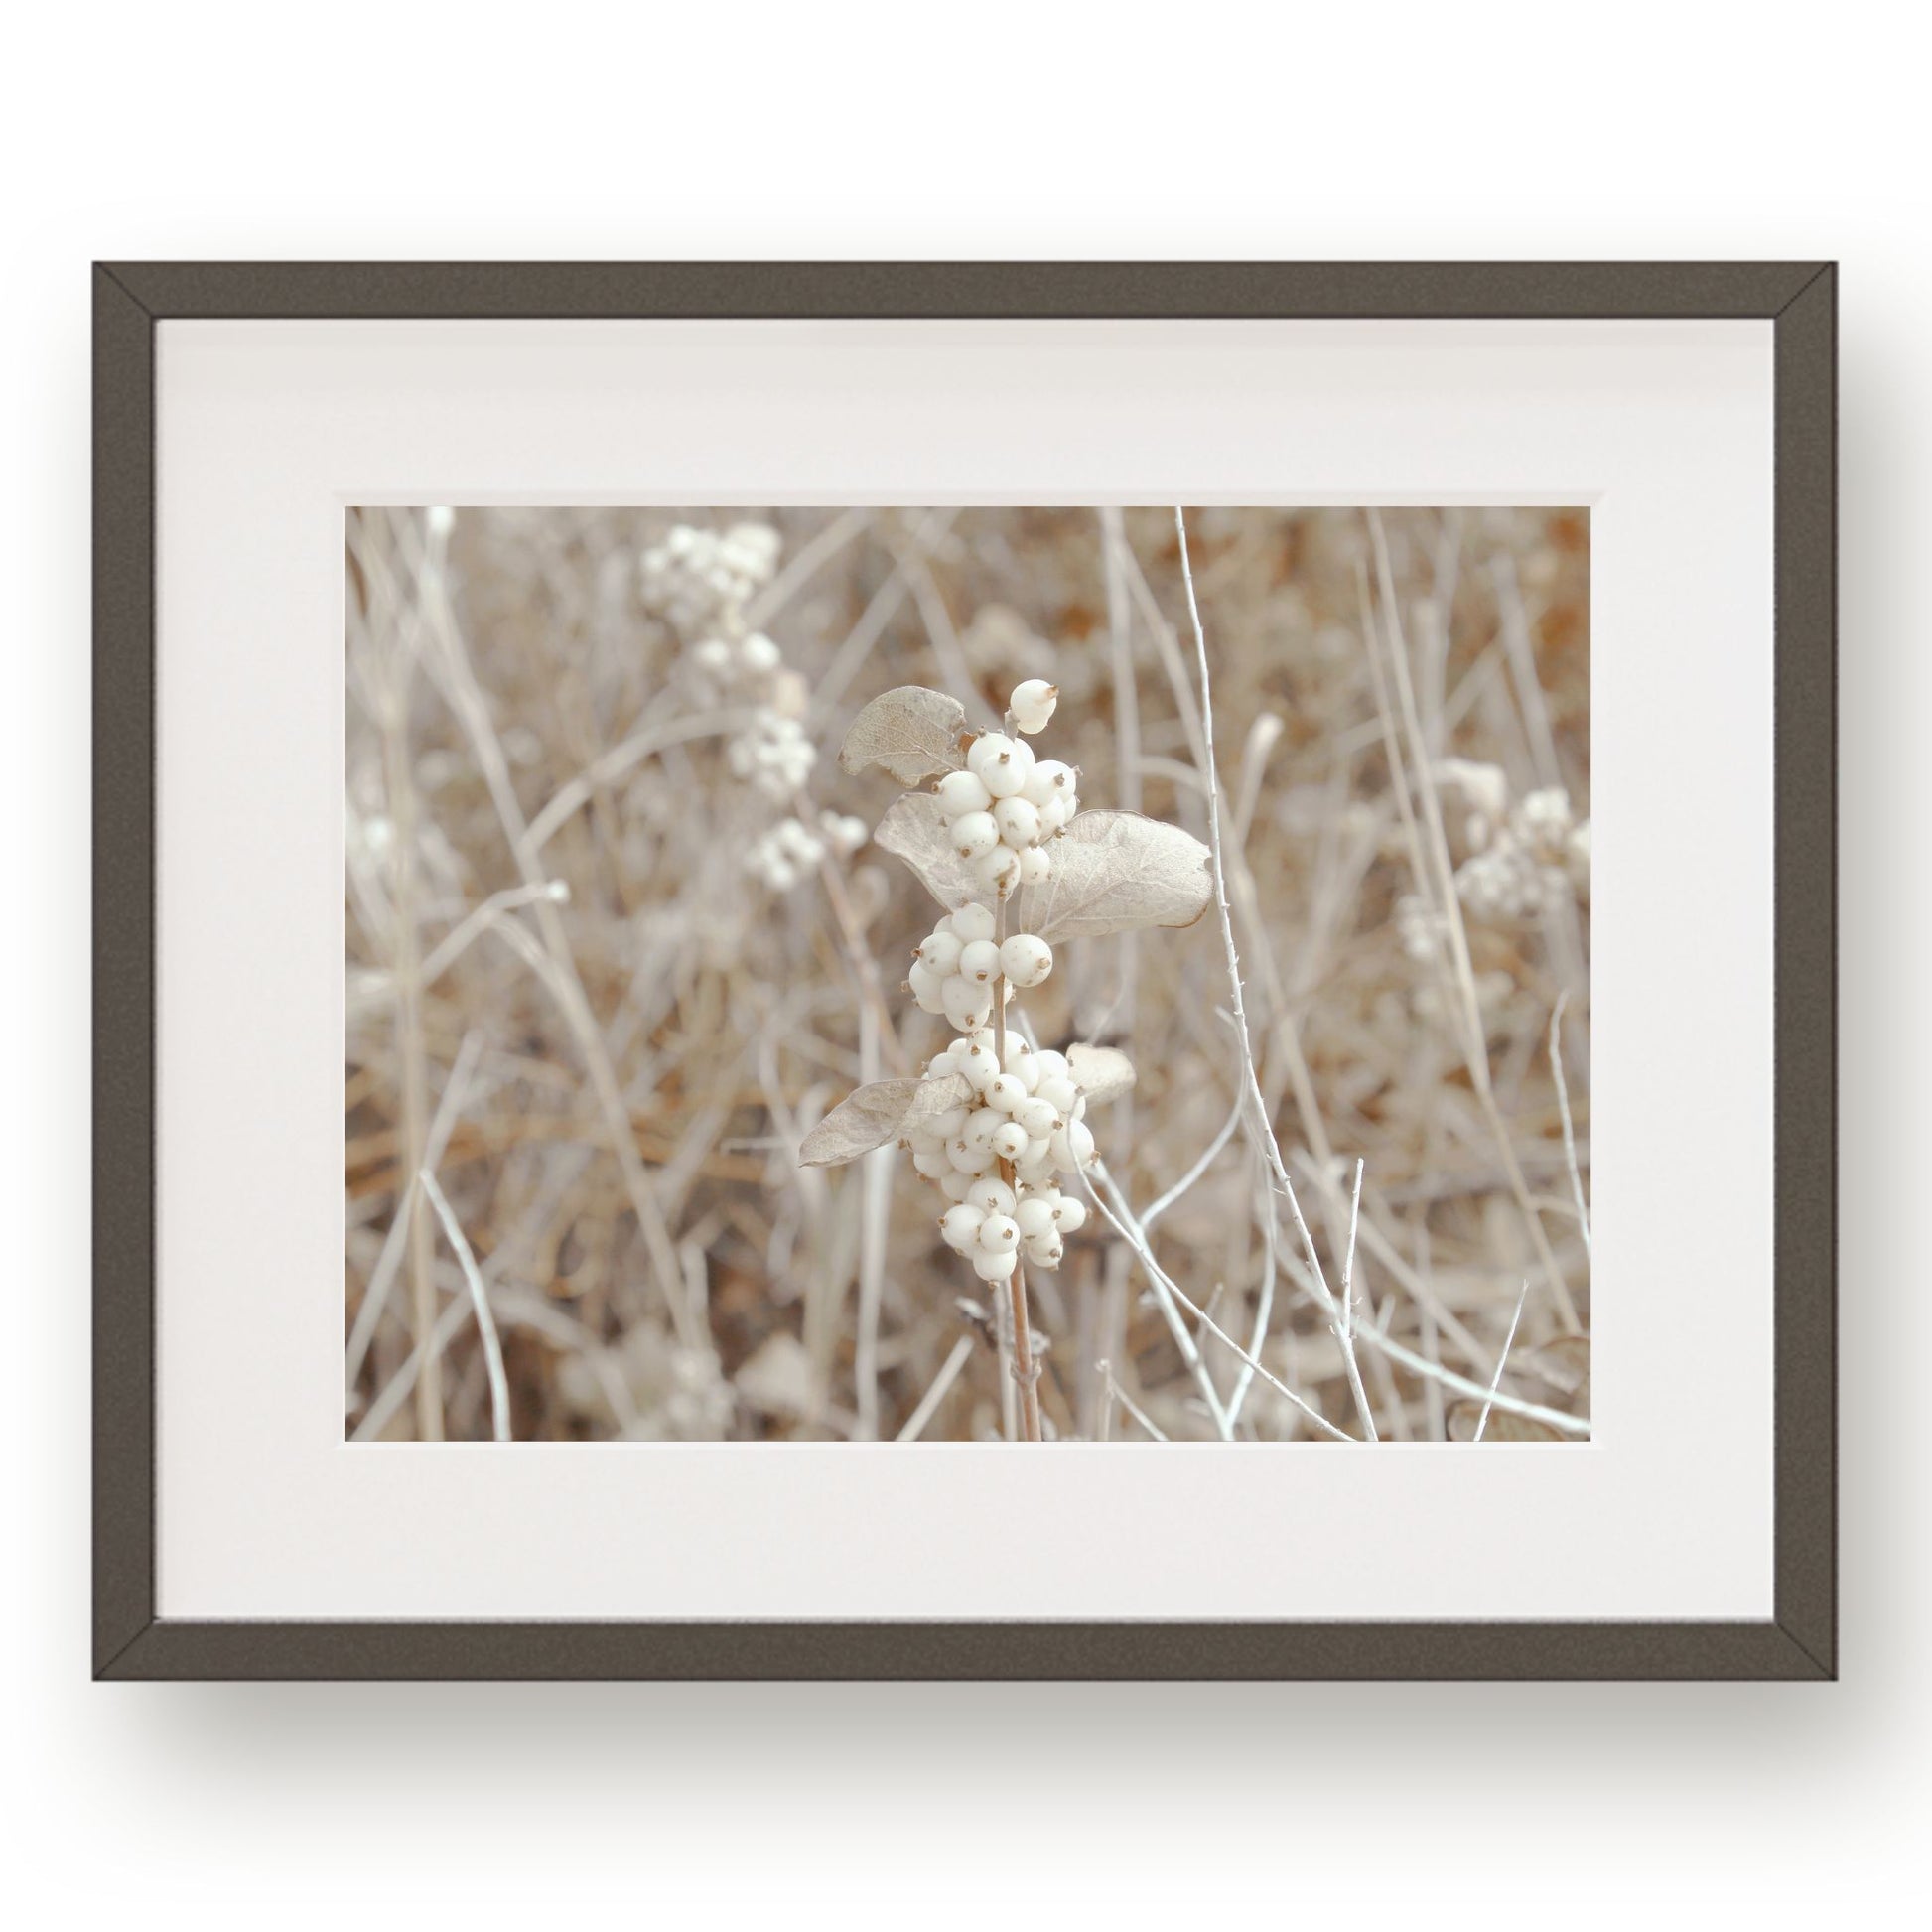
[345,504,1589,1443]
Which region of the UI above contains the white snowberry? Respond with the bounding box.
[739,633,781,677]
[967,732,1018,781]
[1008,679,1059,735]
[993,796,1041,849]
[978,1212,1020,1252]
[1037,1075,1079,1116]
[820,812,869,857]
[955,1039,998,1086]
[974,846,1022,897]
[935,770,993,818]
[942,979,992,1030]
[1016,1197,1058,1241]
[917,928,962,975]
[947,1137,990,1176]
[957,938,1000,984]
[951,902,996,945]
[938,1204,986,1252]
[999,934,1053,988]
[951,811,1001,861]
[967,1176,1017,1217]
[907,959,946,1014]
[1024,759,1076,806]
[1050,1120,1096,1172]
[983,1073,1028,1114]
[982,739,1035,799]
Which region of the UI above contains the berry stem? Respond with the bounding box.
[994,882,1042,1444]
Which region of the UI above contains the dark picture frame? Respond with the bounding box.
[93,262,1836,1681]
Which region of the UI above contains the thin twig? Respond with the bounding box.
[897,1335,975,1443]
[1100,1362,1170,1443]
[855,998,890,1440]
[1084,1172,1233,1441]
[1173,507,1377,1441]
[525,708,760,854]
[743,505,872,631]
[1551,990,1591,1255]
[418,1169,512,1444]
[1224,1146,1279,1429]
[1472,1279,1531,1445]
[373,594,441,1440]
[1339,1158,1365,1341]
[416,882,570,989]
[1141,1088,1245,1231]
[1100,508,1143,1103]
[1365,1321,1587,1437]
[345,1029,484,1400]
[1083,1170,1352,1444]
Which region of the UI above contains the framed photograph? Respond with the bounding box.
[94,262,1835,1679]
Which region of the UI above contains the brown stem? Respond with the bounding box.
[994,883,1042,1443]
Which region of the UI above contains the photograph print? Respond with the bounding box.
[345,504,1590,1445]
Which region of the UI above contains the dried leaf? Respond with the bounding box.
[1524,1334,1590,1386]
[1520,1335,1592,1420]
[1066,1041,1136,1104]
[874,792,976,910]
[839,685,968,785]
[1015,811,1213,943]
[797,1073,972,1167]
[1447,1401,1566,1443]
[907,1073,974,1129]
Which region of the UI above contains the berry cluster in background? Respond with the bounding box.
[642,520,873,883]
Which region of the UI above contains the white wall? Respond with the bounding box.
[4,3,1921,1920]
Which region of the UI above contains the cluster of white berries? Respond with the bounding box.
[1433,761,1591,925]
[744,811,869,892]
[1454,786,1591,923]
[727,707,816,803]
[888,679,1106,1289]
[639,521,782,634]
[904,1033,1094,1280]
[931,683,1077,898]
[1515,786,1582,867]
[905,902,1053,1032]
[640,518,865,894]
[688,629,784,697]
[1394,892,1448,967]
[644,522,817,805]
